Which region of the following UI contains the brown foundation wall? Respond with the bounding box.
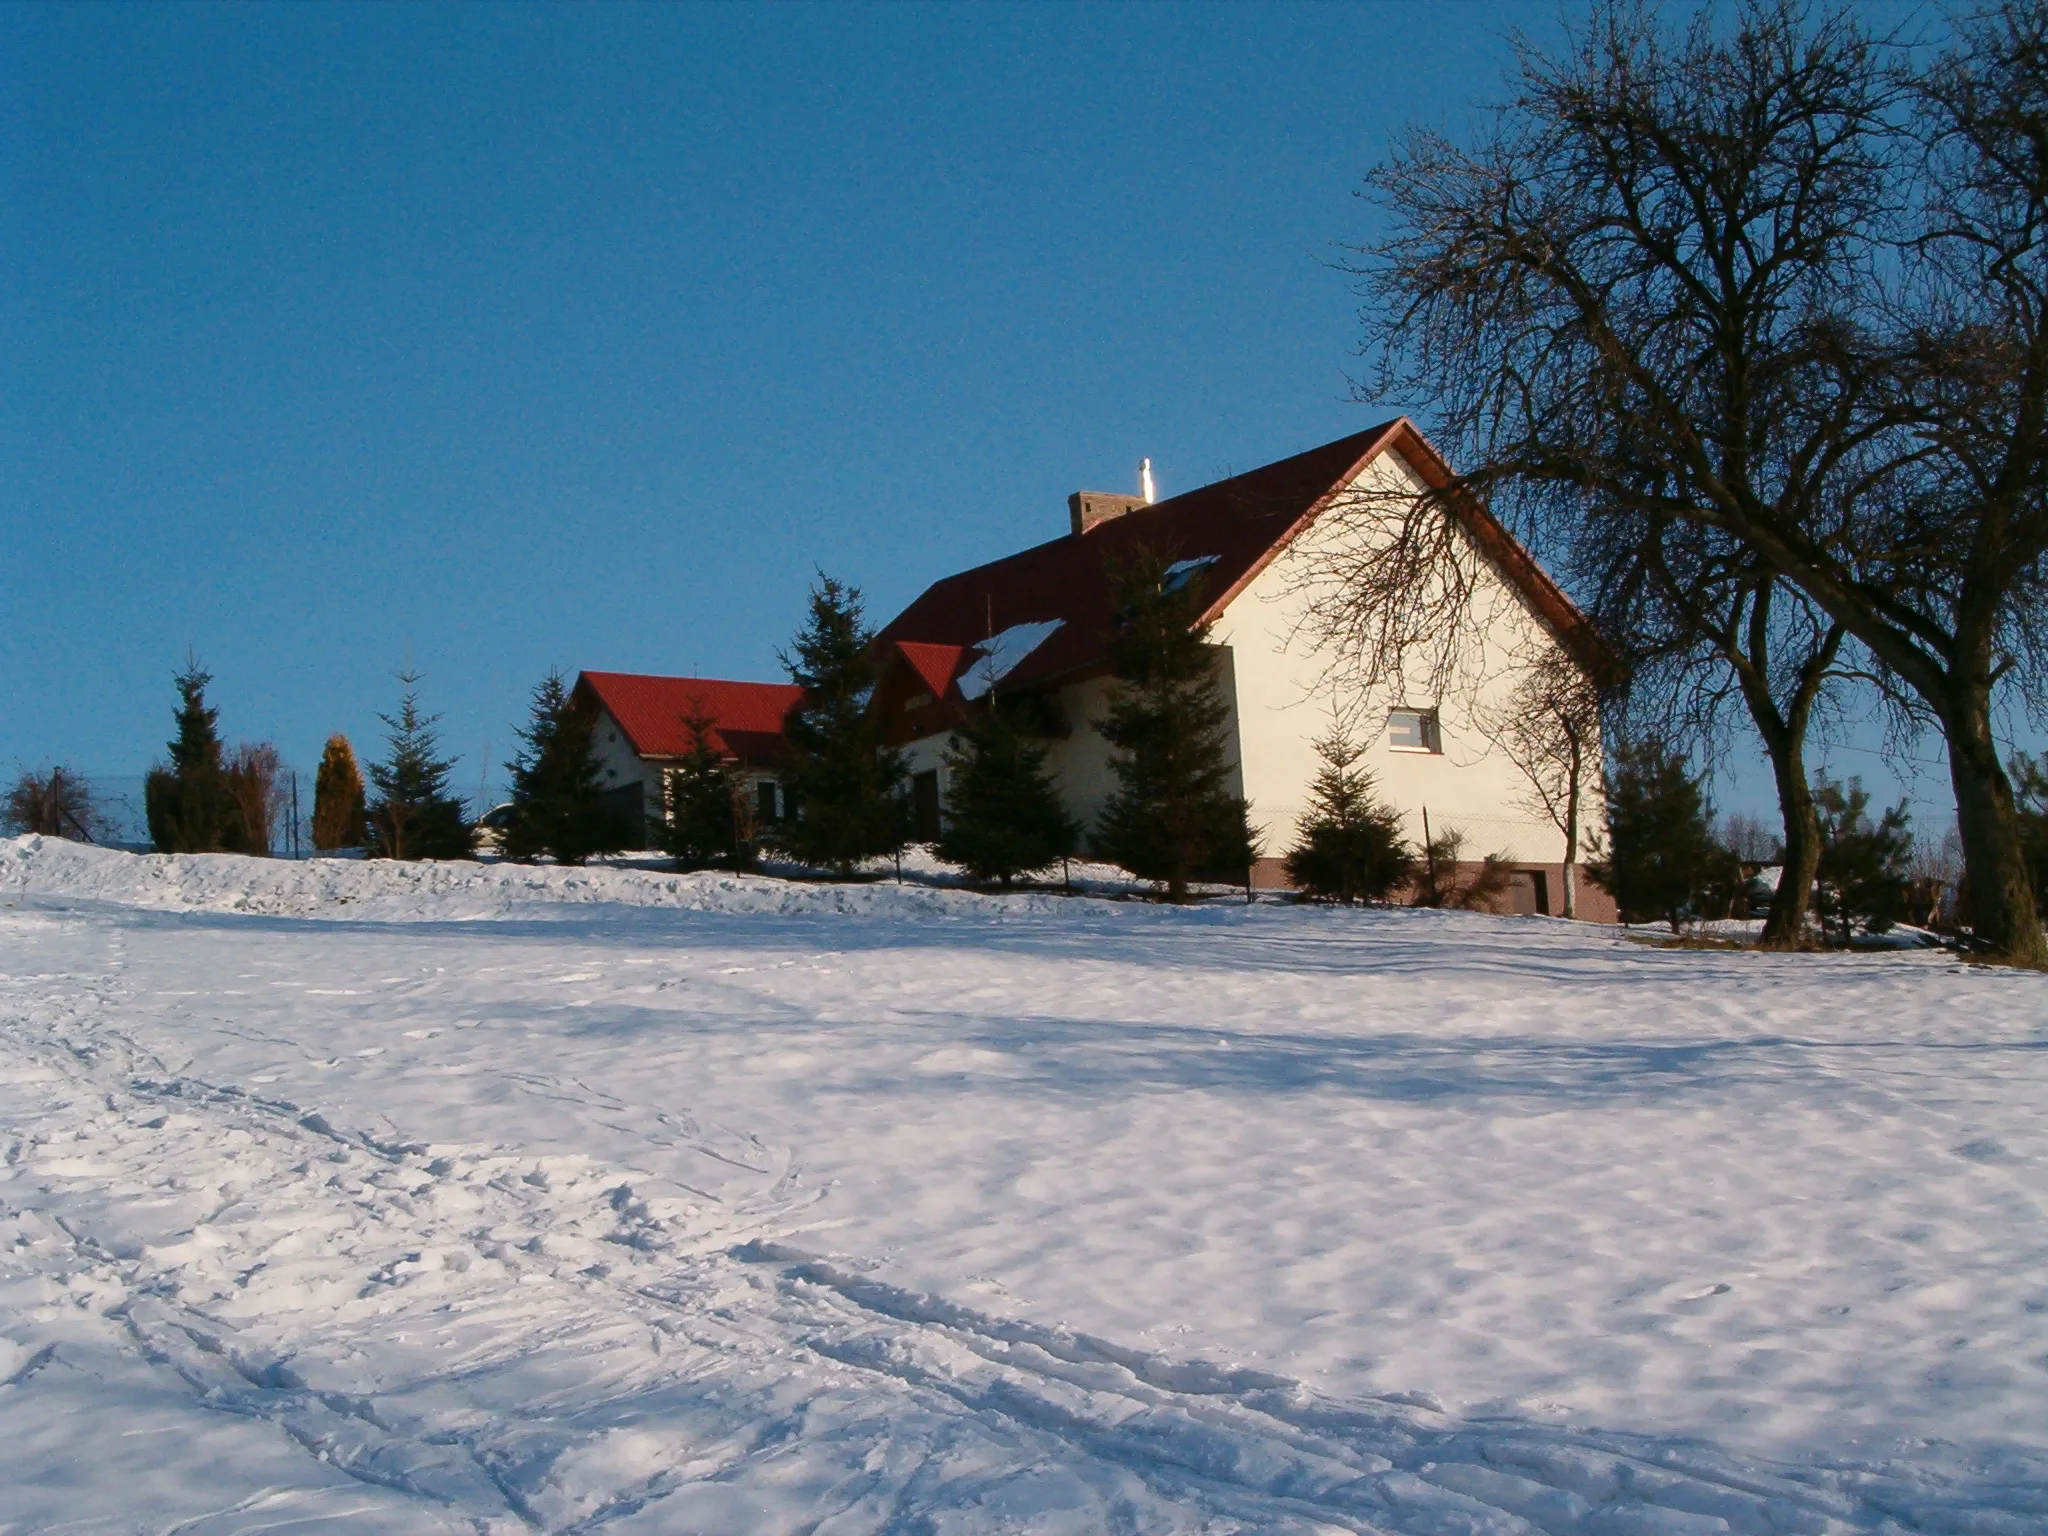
[1249,856,1617,923]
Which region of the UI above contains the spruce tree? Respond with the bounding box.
[1588,739,1725,931]
[144,660,234,853]
[772,574,906,876]
[1283,731,1414,904]
[2015,753,2048,909]
[657,708,748,871]
[365,672,473,860]
[500,671,627,865]
[1812,777,1913,946]
[1094,553,1256,901]
[937,698,1079,887]
[311,734,368,850]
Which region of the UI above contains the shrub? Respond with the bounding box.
[3,766,102,841]
[1283,731,1414,903]
[311,734,368,850]
[937,698,1079,887]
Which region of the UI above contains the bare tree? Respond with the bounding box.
[1477,648,1603,917]
[1585,518,1846,946]
[1346,0,2048,962]
[225,743,285,857]
[4,766,102,842]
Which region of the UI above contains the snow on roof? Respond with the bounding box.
[957,620,1065,702]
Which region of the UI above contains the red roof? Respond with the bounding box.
[873,418,1605,701]
[573,671,803,763]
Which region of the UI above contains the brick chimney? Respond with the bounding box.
[1068,491,1148,536]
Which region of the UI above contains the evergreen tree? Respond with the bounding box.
[1812,777,1914,946]
[143,660,234,853]
[311,734,368,850]
[1093,553,1256,900]
[772,574,906,876]
[1283,731,1415,904]
[1412,825,1518,910]
[658,708,750,871]
[365,672,473,860]
[1587,739,1725,931]
[937,698,1079,887]
[500,671,627,864]
[2015,753,2048,908]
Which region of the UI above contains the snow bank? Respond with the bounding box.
[0,835,1101,923]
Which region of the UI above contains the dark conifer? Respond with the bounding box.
[937,698,1079,887]
[500,671,627,865]
[311,734,369,850]
[1283,731,1414,903]
[365,671,473,860]
[1093,553,1256,900]
[1587,739,1726,931]
[1813,777,1913,946]
[658,708,749,870]
[2018,754,2048,907]
[773,574,906,876]
[144,660,234,853]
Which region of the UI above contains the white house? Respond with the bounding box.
[871,419,1615,917]
[571,671,805,845]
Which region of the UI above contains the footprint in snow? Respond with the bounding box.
[1679,1282,1732,1301]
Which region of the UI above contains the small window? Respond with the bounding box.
[1388,708,1441,753]
[756,780,780,824]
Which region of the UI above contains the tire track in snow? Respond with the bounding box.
[5,978,2042,1536]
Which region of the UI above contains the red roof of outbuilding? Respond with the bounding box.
[573,671,803,763]
[872,418,1609,701]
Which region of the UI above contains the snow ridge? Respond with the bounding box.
[0,834,1095,923]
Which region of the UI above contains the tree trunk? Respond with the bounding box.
[1561,762,1580,920]
[1944,684,2047,965]
[1761,742,1820,951]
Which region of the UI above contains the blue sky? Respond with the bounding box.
[0,0,1992,829]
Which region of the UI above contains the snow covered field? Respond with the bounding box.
[1,836,2044,1534]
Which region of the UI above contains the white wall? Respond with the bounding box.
[1210,448,1603,864]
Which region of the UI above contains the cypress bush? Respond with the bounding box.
[311,734,368,850]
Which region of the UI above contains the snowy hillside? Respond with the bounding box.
[2,836,2044,1533]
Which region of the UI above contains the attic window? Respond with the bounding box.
[1388,708,1442,754]
[1161,555,1219,594]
